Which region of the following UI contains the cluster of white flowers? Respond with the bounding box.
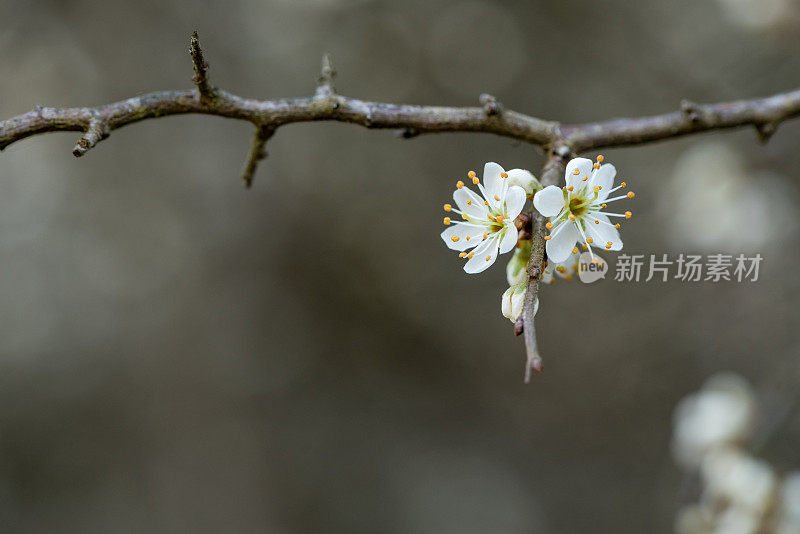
[441,156,632,323]
[672,374,800,534]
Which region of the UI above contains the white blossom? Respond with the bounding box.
[532,156,633,263]
[441,162,528,274]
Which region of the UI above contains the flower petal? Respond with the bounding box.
[504,185,527,220]
[453,188,489,220]
[483,162,504,202]
[584,213,623,251]
[565,158,593,189]
[546,221,578,263]
[590,163,616,203]
[533,185,564,218]
[499,225,518,254]
[464,235,500,274]
[440,223,486,251]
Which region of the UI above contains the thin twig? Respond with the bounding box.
[316,53,336,98]
[520,154,568,382]
[72,115,108,157]
[189,31,216,106]
[241,125,274,188]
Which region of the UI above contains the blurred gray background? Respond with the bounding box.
[1,0,799,532]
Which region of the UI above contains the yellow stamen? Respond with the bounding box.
[485,255,491,261]
[615,223,620,228]
[586,237,593,244]
[495,216,504,223]
[601,203,607,208]
[466,236,471,241]
[572,247,578,254]
[494,194,500,201]
[597,155,604,163]
[573,168,580,175]
[456,180,464,189]
[500,172,508,179]
[443,204,452,212]
[468,252,474,259]
[594,219,599,224]
[621,182,627,188]
[567,186,574,191]
[605,243,611,249]
[459,252,467,258]
[545,222,553,230]
[467,171,476,179]
[483,232,488,239]
[625,211,632,219]
[556,266,566,273]
[544,235,552,241]
[593,185,602,192]
[472,176,480,185]
[627,192,635,199]
[568,213,576,221]
[443,217,451,225]
[451,236,459,242]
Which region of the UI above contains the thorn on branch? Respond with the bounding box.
[756,121,777,143]
[316,53,336,98]
[241,125,275,188]
[190,31,216,106]
[72,117,108,157]
[479,93,503,116]
[395,127,420,139]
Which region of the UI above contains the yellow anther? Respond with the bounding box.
[451,236,459,242]
[494,194,500,201]
[621,182,627,188]
[586,237,593,244]
[468,171,476,178]
[495,216,504,223]
[483,232,488,239]
[572,246,578,254]
[573,168,580,175]
[565,274,573,281]
[592,163,600,170]
[468,252,474,258]
[627,191,635,199]
[568,213,576,221]
[444,204,452,212]
[594,219,599,224]
[500,172,508,179]
[625,211,632,219]
[597,155,604,163]
[556,266,566,273]
[472,177,480,185]
[456,180,464,189]
[485,255,491,261]
[443,217,451,225]
[459,252,467,258]
[567,186,574,191]
[545,222,553,230]
[615,223,620,228]
[544,235,552,241]
[466,200,472,205]
[593,185,602,192]
[601,203,607,208]
[466,236,471,241]
[583,176,589,181]
[605,243,612,249]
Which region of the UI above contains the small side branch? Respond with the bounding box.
[316,54,336,98]
[72,116,108,157]
[241,125,274,188]
[189,31,216,106]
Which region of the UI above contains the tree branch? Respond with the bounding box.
[189,30,216,106]
[241,125,274,188]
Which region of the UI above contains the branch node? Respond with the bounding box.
[513,318,524,336]
[72,117,108,157]
[756,121,777,143]
[190,31,216,106]
[524,354,543,384]
[680,99,701,123]
[241,125,275,188]
[479,93,503,116]
[316,53,336,98]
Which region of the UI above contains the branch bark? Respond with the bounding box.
[520,154,568,382]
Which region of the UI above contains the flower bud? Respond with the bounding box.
[506,168,540,197]
[501,283,537,322]
[505,241,531,285]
